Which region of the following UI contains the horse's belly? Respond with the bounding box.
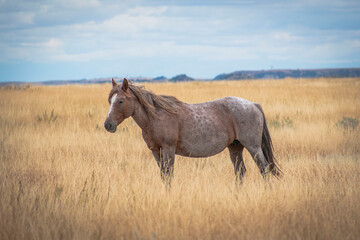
[176,130,229,158]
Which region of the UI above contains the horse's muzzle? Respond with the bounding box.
[104,119,117,133]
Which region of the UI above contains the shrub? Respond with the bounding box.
[336,116,359,131]
[269,116,294,129]
[36,109,58,123]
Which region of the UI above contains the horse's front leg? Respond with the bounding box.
[152,147,175,187]
[152,151,161,168]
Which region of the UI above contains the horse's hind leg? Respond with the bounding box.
[228,140,246,183]
[246,146,270,179]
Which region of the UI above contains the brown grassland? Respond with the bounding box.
[0,78,359,239]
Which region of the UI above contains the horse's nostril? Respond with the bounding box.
[105,122,112,130]
[104,120,117,133]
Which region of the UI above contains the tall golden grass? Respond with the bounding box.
[0,78,359,239]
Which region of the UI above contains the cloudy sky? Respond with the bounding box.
[1,0,360,82]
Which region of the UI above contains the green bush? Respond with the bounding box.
[269,116,294,129]
[336,117,359,131]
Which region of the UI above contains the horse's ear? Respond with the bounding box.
[112,78,117,87]
[122,78,129,91]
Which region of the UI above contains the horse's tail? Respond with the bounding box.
[255,104,283,178]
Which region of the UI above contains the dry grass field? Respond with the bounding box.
[0,78,359,240]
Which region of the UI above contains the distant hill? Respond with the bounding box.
[169,74,194,82]
[0,77,153,86]
[1,68,360,86]
[0,78,110,86]
[36,78,110,85]
[214,68,360,80]
[153,76,167,82]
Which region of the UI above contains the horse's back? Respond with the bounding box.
[175,97,263,157]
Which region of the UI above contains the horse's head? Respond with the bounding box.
[104,78,134,133]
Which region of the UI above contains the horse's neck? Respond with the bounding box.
[131,101,151,132]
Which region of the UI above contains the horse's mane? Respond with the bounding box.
[129,84,181,117]
[107,82,182,118]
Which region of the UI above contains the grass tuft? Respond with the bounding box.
[336,116,359,131]
[36,109,58,123]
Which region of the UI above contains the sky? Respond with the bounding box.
[0,0,360,82]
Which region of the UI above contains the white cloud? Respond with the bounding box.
[127,6,168,16]
[273,32,300,41]
[17,11,35,24]
[55,0,101,8]
[0,11,35,28]
[349,39,360,48]
[21,38,63,48]
[1,1,360,80]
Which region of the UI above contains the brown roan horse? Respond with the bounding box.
[104,78,282,185]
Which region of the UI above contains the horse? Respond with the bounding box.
[104,78,282,185]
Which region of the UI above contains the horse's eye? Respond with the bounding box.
[118,100,124,104]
